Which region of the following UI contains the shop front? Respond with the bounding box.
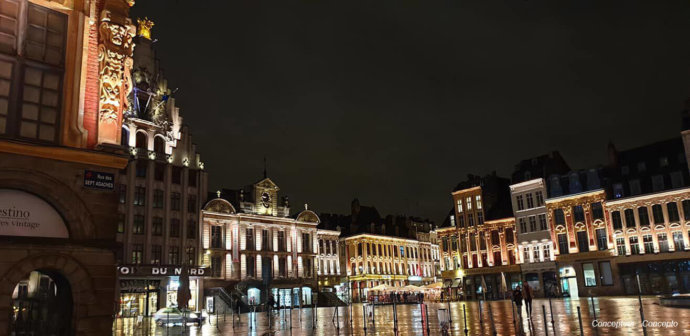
[116,266,208,316]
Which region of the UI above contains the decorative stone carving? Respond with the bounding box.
[97,5,135,145]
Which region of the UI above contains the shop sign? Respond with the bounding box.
[117,265,210,277]
[0,189,68,238]
[408,276,422,282]
[83,170,114,190]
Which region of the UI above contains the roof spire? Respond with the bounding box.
[263,156,267,179]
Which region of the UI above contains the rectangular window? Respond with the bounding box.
[171,192,181,211]
[118,184,126,204]
[456,199,463,213]
[278,231,286,252]
[554,209,565,225]
[638,207,650,226]
[616,238,626,256]
[625,209,636,228]
[629,236,640,255]
[479,232,486,250]
[187,220,196,239]
[450,236,457,251]
[133,186,145,206]
[172,167,182,184]
[658,233,669,253]
[612,211,622,230]
[643,234,653,254]
[652,175,665,192]
[684,200,690,221]
[538,214,547,231]
[170,218,180,237]
[211,256,222,277]
[154,163,165,181]
[304,258,312,277]
[543,244,551,260]
[168,246,180,265]
[583,263,596,287]
[558,233,569,255]
[151,245,162,265]
[667,202,680,222]
[467,214,474,226]
[136,161,147,178]
[132,244,143,265]
[246,228,255,250]
[577,230,589,252]
[599,261,613,286]
[596,228,607,251]
[673,231,685,251]
[458,215,465,227]
[528,216,537,232]
[476,195,482,209]
[246,255,255,277]
[211,226,222,248]
[516,195,524,210]
[186,247,195,265]
[477,212,484,225]
[117,213,125,233]
[302,233,311,253]
[533,245,540,261]
[133,215,144,235]
[153,189,164,208]
[523,246,530,263]
[591,202,604,220]
[535,191,544,206]
[505,228,514,244]
[187,195,197,213]
[152,217,163,236]
[491,231,499,245]
[573,206,585,222]
[466,197,472,210]
[652,204,664,224]
[526,193,534,208]
[671,171,684,189]
[469,235,476,250]
[613,183,624,198]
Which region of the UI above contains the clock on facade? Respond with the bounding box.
[261,192,271,208]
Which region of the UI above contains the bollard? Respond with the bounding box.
[335,304,340,329]
[590,297,599,336]
[223,306,226,322]
[232,305,235,329]
[479,299,483,325]
[290,305,293,329]
[576,306,584,336]
[424,303,430,335]
[548,297,556,336]
[166,310,169,336]
[542,305,548,336]
[393,301,398,332]
[636,273,648,336]
[463,304,469,336]
[511,300,517,332]
[448,300,453,323]
[372,302,376,328]
[362,304,367,332]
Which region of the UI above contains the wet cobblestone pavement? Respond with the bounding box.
[113,296,690,335]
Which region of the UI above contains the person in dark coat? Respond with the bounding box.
[523,283,533,317]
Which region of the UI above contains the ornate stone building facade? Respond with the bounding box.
[343,233,437,302]
[115,19,208,317]
[316,229,342,290]
[201,178,319,310]
[0,0,134,334]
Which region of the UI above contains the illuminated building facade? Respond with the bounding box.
[0,0,134,334]
[316,229,343,289]
[546,169,621,298]
[344,233,437,302]
[201,178,319,310]
[605,137,690,295]
[510,152,570,297]
[115,20,208,316]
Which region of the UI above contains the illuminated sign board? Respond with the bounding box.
[0,189,68,238]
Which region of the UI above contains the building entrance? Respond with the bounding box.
[10,270,72,336]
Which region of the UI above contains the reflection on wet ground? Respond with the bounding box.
[113,296,690,335]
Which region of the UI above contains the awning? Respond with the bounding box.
[442,279,452,288]
[451,278,463,288]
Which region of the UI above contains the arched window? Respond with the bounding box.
[153,136,165,154]
[135,132,147,150]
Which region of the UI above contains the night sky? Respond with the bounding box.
[131,1,690,224]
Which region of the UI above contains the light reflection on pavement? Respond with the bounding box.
[112,296,690,335]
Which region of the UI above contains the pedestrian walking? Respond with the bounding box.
[513,286,523,318]
[523,283,533,317]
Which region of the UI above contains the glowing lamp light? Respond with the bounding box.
[183,158,190,167]
[167,155,174,163]
[148,151,156,160]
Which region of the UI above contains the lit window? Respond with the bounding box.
[456,199,463,213]
[476,195,482,210]
[466,197,472,210]
[583,263,596,287]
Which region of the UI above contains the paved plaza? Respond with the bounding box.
[113,296,690,335]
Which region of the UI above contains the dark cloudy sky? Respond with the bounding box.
[131,1,690,223]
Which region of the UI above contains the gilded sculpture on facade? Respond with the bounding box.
[98,9,135,124]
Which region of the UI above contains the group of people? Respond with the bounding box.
[368,292,425,304]
[512,282,534,317]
